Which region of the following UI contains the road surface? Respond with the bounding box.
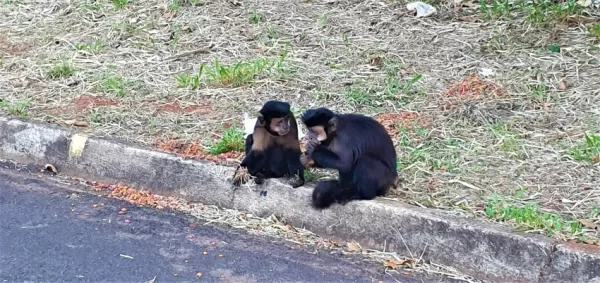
[0,166,444,283]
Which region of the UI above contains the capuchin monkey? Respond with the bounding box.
[300,107,398,209]
[232,100,305,188]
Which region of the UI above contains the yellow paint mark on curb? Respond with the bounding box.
[69,134,88,158]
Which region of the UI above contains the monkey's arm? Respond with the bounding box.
[310,147,353,172]
[243,151,269,176]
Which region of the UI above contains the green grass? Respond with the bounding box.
[76,40,105,55]
[208,127,245,155]
[488,121,524,155]
[95,73,135,98]
[479,0,582,25]
[46,62,75,80]
[592,24,600,39]
[570,132,600,164]
[383,73,424,103]
[0,99,31,117]
[249,9,264,24]
[548,44,561,53]
[176,54,290,89]
[530,83,549,102]
[112,0,129,10]
[485,190,586,240]
[396,130,464,174]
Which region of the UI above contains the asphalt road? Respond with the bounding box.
[0,167,443,283]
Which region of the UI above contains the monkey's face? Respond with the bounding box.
[270,116,291,136]
[307,126,327,145]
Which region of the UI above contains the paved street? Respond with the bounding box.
[0,168,440,283]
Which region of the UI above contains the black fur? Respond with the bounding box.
[301,108,398,209]
[233,100,305,188]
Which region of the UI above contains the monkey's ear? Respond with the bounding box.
[257,115,266,126]
[327,117,338,134]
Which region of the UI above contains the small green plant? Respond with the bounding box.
[208,127,245,155]
[46,62,75,79]
[489,121,522,153]
[479,0,511,20]
[317,14,329,26]
[112,0,129,10]
[249,9,264,24]
[75,40,105,54]
[479,0,582,25]
[97,73,134,98]
[267,26,278,39]
[0,99,31,117]
[548,44,561,53]
[345,85,376,107]
[530,83,548,102]
[176,55,289,89]
[570,132,600,164]
[169,0,182,11]
[176,72,201,89]
[485,192,583,238]
[592,24,600,39]
[383,73,424,103]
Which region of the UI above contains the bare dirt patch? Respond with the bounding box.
[1,0,599,244]
[75,95,120,110]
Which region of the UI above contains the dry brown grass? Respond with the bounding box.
[1,0,599,243]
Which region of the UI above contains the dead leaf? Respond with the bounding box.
[64,119,89,127]
[346,241,362,252]
[74,121,89,127]
[459,16,478,22]
[558,79,568,91]
[579,219,598,230]
[383,258,416,269]
[43,164,58,174]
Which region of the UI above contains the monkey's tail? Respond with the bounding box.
[311,180,359,209]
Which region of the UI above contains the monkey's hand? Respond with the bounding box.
[300,154,314,168]
[305,139,321,155]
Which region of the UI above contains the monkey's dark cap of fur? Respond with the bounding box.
[301,108,335,127]
[259,100,291,118]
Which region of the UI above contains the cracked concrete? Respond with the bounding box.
[1,117,599,283]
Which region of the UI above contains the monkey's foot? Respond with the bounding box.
[290,175,305,188]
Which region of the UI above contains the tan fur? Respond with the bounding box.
[251,127,272,151]
[278,115,300,149]
[309,126,327,142]
[251,114,300,151]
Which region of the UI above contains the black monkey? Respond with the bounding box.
[232,100,305,188]
[300,107,398,209]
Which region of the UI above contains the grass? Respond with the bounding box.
[0,99,31,117]
[112,0,129,10]
[249,9,264,24]
[176,54,290,89]
[76,40,105,55]
[485,190,586,240]
[1,0,599,245]
[95,72,137,98]
[46,62,75,80]
[208,127,245,155]
[570,132,600,164]
[479,0,584,25]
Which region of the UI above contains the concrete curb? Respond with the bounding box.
[1,117,598,283]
